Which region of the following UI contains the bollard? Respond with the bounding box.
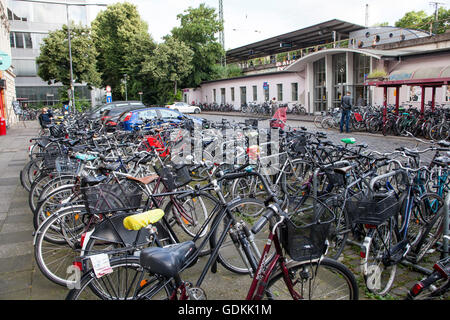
[0,117,6,136]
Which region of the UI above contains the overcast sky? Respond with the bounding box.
[88,0,449,50]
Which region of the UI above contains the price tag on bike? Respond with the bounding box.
[89,254,113,278]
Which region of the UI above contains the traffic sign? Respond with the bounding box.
[106,85,111,93]
[106,94,112,103]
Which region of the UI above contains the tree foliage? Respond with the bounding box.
[395,8,450,34]
[91,2,156,101]
[170,3,224,88]
[142,37,194,93]
[36,24,101,88]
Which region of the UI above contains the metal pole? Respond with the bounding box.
[66,4,75,113]
[124,74,127,101]
[444,192,449,258]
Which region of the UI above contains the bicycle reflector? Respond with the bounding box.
[410,282,424,297]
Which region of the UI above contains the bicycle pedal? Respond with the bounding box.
[187,287,207,300]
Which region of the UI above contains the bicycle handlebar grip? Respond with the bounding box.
[251,208,276,234]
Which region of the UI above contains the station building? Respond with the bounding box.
[184,19,450,114]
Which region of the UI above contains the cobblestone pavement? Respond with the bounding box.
[0,117,446,300]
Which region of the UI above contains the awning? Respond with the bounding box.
[367,65,450,87]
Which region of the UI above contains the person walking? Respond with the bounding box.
[340,91,352,133]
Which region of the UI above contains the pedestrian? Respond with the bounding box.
[340,91,352,133]
[270,97,278,115]
[38,107,53,128]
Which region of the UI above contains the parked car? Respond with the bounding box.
[117,107,203,131]
[86,101,144,121]
[101,102,146,126]
[166,102,201,114]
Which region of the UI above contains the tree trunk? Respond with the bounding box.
[174,81,177,95]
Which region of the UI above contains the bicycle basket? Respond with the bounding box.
[42,146,63,171]
[280,200,335,262]
[82,181,143,214]
[153,161,192,191]
[345,191,399,226]
[291,135,307,153]
[55,157,81,174]
[325,169,346,187]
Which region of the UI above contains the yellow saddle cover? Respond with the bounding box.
[123,209,165,231]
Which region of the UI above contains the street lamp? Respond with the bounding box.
[13,0,107,113]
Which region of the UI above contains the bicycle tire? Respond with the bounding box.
[211,198,269,275]
[361,223,398,296]
[66,256,172,300]
[413,211,444,263]
[265,257,359,300]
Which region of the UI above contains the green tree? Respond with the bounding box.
[91,2,156,101]
[142,37,194,97]
[395,10,431,31]
[36,23,101,88]
[210,63,242,80]
[170,3,224,88]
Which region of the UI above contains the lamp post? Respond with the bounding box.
[13,0,107,113]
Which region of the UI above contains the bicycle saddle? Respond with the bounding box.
[139,241,197,278]
[81,175,108,186]
[126,174,159,185]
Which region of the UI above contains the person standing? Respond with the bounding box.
[340,91,352,133]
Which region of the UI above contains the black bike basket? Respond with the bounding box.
[153,161,192,191]
[325,169,346,187]
[345,191,400,226]
[291,135,307,154]
[82,181,143,214]
[280,202,334,262]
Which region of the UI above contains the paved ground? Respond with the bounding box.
[0,116,446,300]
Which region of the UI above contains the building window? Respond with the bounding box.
[277,84,283,101]
[10,33,15,48]
[213,89,216,103]
[291,83,298,101]
[7,8,13,20]
[240,86,247,105]
[220,88,225,104]
[15,32,24,48]
[231,87,235,101]
[332,53,347,108]
[252,85,257,101]
[24,33,33,48]
[313,58,327,112]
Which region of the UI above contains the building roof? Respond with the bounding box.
[226,19,365,64]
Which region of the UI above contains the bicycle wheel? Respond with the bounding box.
[66,256,172,300]
[325,196,351,260]
[33,184,82,232]
[163,187,209,238]
[314,115,323,128]
[212,198,268,275]
[362,223,398,296]
[34,205,90,286]
[413,211,444,263]
[265,257,358,300]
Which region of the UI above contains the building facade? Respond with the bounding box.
[184,23,450,114]
[0,0,17,126]
[6,0,103,109]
